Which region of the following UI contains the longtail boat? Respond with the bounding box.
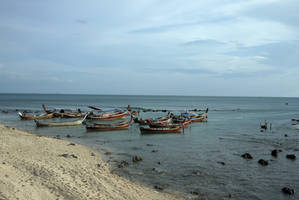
[140,126,182,134]
[18,112,54,120]
[134,117,148,125]
[187,108,209,123]
[88,110,130,120]
[42,104,56,114]
[86,117,133,131]
[54,112,84,118]
[34,114,89,127]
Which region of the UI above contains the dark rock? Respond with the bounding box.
[118,160,129,168]
[146,144,154,146]
[286,154,296,160]
[132,155,143,162]
[152,150,158,153]
[271,149,278,157]
[66,134,72,138]
[258,159,268,166]
[157,162,161,165]
[105,152,111,155]
[91,152,95,156]
[217,161,226,165]
[2,162,6,164]
[190,190,200,195]
[68,143,76,146]
[97,164,101,168]
[284,134,288,137]
[54,135,61,139]
[192,171,201,175]
[241,153,253,159]
[154,185,163,191]
[228,193,233,198]
[131,147,140,150]
[282,187,295,195]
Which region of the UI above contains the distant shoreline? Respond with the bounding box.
[0,92,298,98]
[0,123,183,200]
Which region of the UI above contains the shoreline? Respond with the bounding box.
[0,124,183,200]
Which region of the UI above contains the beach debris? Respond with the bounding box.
[157,161,161,165]
[68,143,76,146]
[284,134,288,137]
[91,152,95,156]
[258,159,268,166]
[152,150,158,153]
[97,164,101,168]
[2,162,6,164]
[66,134,72,138]
[286,154,296,160]
[241,153,253,159]
[154,185,163,191]
[118,160,129,168]
[291,119,299,122]
[271,149,282,157]
[132,155,143,162]
[217,161,226,165]
[71,154,78,158]
[228,193,233,198]
[282,187,295,195]
[146,144,154,146]
[105,152,111,155]
[59,153,78,159]
[60,153,69,158]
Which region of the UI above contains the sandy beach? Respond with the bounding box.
[0,124,183,200]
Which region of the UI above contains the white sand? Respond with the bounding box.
[0,124,184,200]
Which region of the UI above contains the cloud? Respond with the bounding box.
[0,0,298,96]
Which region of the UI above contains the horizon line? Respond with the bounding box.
[0,92,298,98]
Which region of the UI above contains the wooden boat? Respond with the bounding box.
[34,114,89,127]
[88,110,130,120]
[86,117,133,131]
[145,117,171,125]
[134,117,148,125]
[42,104,56,114]
[149,119,191,128]
[188,108,209,123]
[140,126,182,134]
[18,112,54,120]
[54,112,83,118]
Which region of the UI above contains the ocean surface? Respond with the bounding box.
[0,94,298,200]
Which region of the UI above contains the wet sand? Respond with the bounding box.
[0,124,183,200]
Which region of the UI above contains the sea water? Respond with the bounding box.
[0,94,298,200]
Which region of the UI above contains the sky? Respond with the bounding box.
[0,0,298,97]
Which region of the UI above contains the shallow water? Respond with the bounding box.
[0,94,298,199]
